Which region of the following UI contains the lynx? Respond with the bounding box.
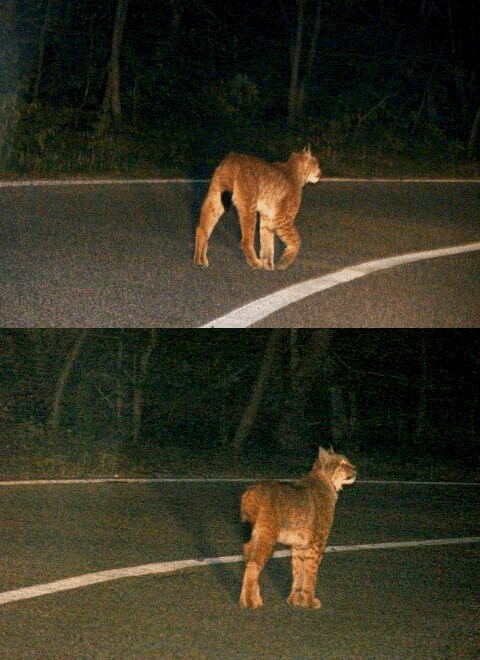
[239,447,356,609]
[194,146,322,270]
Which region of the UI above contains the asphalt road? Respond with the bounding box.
[0,480,479,658]
[1,179,479,327]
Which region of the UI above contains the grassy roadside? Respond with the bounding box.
[1,447,478,483]
[1,115,479,180]
[1,149,478,181]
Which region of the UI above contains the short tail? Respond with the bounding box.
[193,153,238,267]
[194,163,229,267]
[241,482,271,523]
[240,486,257,523]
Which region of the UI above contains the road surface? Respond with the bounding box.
[0,479,479,658]
[1,179,479,327]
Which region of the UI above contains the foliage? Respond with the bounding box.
[4,95,478,178]
[1,1,479,176]
[0,330,478,480]
[0,93,19,169]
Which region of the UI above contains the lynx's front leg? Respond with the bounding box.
[234,194,263,269]
[287,544,322,609]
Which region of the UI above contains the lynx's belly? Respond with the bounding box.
[256,198,276,219]
[278,528,312,548]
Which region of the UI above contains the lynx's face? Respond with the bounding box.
[300,147,322,184]
[305,154,322,183]
[331,456,357,491]
[316,447,357,492]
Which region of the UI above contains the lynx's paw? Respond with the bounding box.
[287,591,321,609]
[261,258,275,271]
[277,256,294,270]
[240,591,264,609]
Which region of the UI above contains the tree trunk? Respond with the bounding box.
[0,0,19,92]
[232,330,283,455]
[278,329,331,451]
[0,0,19,167]
[33,0,52,101]
[468,102,480,154]
[102,0,130,120]
[297,0,322,119]
[48,329,87,434]
[79,15,95,111]
[115,330,125,434]
[277,329,304,449]
[132,329,157,445]
[414,334,428,447]
[169,0,184,53]
[287,0,305,126]
[288,0,323,125]
[329,385,357,445]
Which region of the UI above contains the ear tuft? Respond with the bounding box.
[318,446,329,460]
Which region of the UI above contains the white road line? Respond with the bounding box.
[316,178,480,183]
[0,478,479,487]
[1,537,478,606]
[201,241,480,328]
[1,177,480,189]
[0,178,210,187]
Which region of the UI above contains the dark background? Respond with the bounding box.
[1,0,479,175]
[1,329,478,479]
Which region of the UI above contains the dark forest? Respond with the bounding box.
[1,0,480,176]
[1,329,478,480]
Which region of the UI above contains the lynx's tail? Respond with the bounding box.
[241,481,274,523]
[193,155,237,267]
[241,486,258,523]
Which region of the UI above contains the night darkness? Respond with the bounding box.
[1,329,478,480]
[1,0,480,175]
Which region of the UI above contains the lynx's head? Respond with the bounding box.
[299,144,322,184]
[313,446,357,492]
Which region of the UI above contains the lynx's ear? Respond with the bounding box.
[318,446,330,461]
[303,143,311,155]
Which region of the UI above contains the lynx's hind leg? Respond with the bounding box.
[276,223,301,270]
[287,544,322,609]
[194,181,225,267]
[240,523,278,609]
[259,215,275,270]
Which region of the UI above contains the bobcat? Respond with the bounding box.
[239,447,356,609]
[194,146,322,270]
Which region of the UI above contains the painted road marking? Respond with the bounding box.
[0,178,210,187]
[0,477,480,486]
[1,537,478,606]
[201,241,480,328]
[1,177,479,188]
[0,478,479,486]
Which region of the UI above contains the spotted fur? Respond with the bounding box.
[194,146,322,270]
[239,447,356,609]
